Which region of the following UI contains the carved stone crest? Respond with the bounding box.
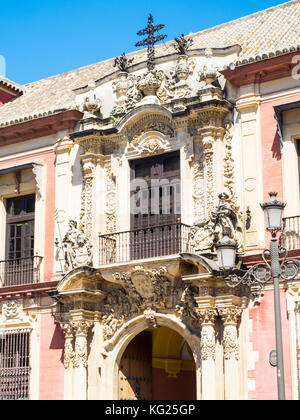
[100,265,199,341]
[1,300,23,321]
[131,268,155,298]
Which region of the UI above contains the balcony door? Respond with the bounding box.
[4,195,35,286]
[130,152,181,259]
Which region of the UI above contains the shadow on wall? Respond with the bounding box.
[271,132,282,161]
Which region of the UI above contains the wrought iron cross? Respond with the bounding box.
[135,14,167,71]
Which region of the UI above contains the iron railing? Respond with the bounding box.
[0,256,43,288]
[0,330,30,400]
[282,216,300,251]
[99,223,192,265]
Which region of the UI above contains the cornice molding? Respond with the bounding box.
[0,110,83,146]
[221,51,300,87]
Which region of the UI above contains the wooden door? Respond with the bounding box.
[130,152,181,259]
[118,332,152,401]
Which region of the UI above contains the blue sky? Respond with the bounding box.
[0,0,287,85]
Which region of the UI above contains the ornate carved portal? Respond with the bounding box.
[53,256,249,400]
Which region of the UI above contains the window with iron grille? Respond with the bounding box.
[0,329,31,400]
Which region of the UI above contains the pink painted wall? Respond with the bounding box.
[249,91,300,400]
[39,313,64,400]
[260,93,300,245]
[249,289,292,400]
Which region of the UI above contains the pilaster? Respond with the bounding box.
[219,306,242,400]
[72,320,93,401]
[60,322,75,400]
[198,308,217,400]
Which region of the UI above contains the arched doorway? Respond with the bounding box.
[118,327,196,400]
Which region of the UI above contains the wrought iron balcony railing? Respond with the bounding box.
[282,216,300,251]
[99,223,192,265]
[0,256,43,288]
[0,367,30,400]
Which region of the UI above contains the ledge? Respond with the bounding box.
[0,280,59,299]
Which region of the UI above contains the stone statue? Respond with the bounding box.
[62,220,93,272]
[191,192,243,253]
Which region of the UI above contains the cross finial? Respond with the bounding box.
[135,14,167,71]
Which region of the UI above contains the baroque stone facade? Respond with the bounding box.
[1,2,300,401]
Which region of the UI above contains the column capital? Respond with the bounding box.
[72,320,93,337]
[197,308,217,326]
[218,306,242,326]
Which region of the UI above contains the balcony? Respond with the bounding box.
[99,223,192,265]
[282,216,300,251]
[0,256,43,288]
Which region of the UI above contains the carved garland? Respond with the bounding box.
[79,158,95,240]
[105,163,117,233]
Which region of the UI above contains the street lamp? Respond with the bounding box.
[216,192,300,400]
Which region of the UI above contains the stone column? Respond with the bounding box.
[72,320,93,401]
[61,322,75,400]
[219,307,242,400]
[199,308,217,400]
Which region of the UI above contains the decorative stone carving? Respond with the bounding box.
[125,113,174,144]
[143,307,158,328]
[198,308,217,361]
[105,164,117,233]
[72,320,93,369]
[79,155,96,240]
[62,220,93,272]
[1,300,23,321]
[191,142,205,219]
[198,48,219,87]
[137,70,162,103]
[156,58,195,106]
[137,136,166,156]
[191,192,243,253]
[111,72,142,116]
[61,323,75,370]
[219,307,242,361]
[100,266,199,341]
[81,91,102,117]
